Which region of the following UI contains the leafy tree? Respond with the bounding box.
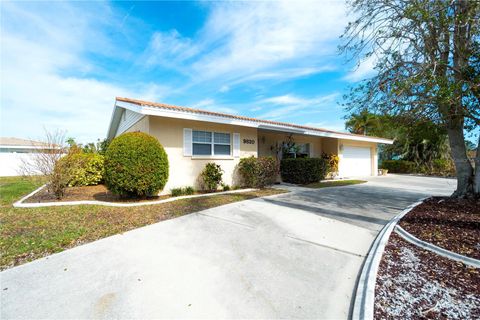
[64,138,110,155]
[345,110,380,135]
[340,0,480,197]
[346,112,451,169]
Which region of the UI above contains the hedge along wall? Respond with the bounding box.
[380,160,416,173]
[238,156,277,188]
[280,158,329,184]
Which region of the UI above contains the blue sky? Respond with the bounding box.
[1,1,374,143]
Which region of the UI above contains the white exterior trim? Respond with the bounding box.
[109,100,394,145]
[183,128,192,157]
[115,109,145,136]
[0,145,54,150]
[233,133,240,158]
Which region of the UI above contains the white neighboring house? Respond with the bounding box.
[0,137,56,177]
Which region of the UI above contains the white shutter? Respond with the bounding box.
[233,133,240,158]
[183,128,192,156]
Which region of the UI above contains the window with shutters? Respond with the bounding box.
[192,130,231,156]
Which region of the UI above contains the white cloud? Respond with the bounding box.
[302,121,347,132]
[142,1,347,85]
[258,93,340,120]
[0,2,168,143]
[142,30,199,71]
[191,99,238,114]
[343,55,377,82]
[219,85,230,93]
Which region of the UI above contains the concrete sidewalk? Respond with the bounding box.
[0,175,455,319]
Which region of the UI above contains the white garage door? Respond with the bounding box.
[341,146,372,177]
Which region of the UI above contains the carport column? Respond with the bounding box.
[372,145,378,176]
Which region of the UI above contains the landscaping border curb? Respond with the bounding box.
[13,186,259,208]
[395,225,480,269]
[352,198,426,320]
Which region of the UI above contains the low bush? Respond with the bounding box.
[48,161,71,199]
[184,186,195,195]
[238,156,277,188]
[104,132,169,197]
[321,153,339,173]
[280,158,329,184]
[200,163,223,191]
[381,160,416,173]
[222,184,231,191]
[431,159,455,176]
[57,151,104,187]
[170,188,184,197]
[171,186,195,197]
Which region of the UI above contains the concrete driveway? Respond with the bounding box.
[1,175,455,319]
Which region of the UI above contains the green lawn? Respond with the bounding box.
[0,176,45,206]
[0,176,286,270]
[305,179,367,188]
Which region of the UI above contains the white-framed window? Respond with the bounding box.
[192,130,231,156]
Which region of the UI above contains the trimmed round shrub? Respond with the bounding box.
[104,132,169,197]
[238,156,277,188]
[280,158,329,184]
[57,151,104,187]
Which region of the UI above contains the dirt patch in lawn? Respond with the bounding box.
[1,188,287,270]
[24,184,172,203]
[375,233,480,319]
[399,197,480,259]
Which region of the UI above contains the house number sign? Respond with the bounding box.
[243,138,255,144]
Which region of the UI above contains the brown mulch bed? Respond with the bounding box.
[24,184,172,203]
[399,197,480,260]
[375,233,480,319]
[24,184,246,204]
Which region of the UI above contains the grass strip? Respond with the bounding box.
[0,176,286,270]
[305,179,366,188]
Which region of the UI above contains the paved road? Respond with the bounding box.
[0,175,455,319]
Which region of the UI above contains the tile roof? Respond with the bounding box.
[116,97,393,142]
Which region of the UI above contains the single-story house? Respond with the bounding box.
[0,137,55,177]
[107,97,393,192]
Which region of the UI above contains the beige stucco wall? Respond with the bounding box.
[148,116,258,193]
[338,139,378,177]
[322,138,338,155]
[257,131,324,158]
[120,114,380,191]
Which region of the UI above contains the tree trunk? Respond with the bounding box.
[447,124,474,197]
[474,134,480,196]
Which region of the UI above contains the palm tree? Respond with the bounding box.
[345,110,380,135]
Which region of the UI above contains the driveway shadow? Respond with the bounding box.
[266,184,432,230]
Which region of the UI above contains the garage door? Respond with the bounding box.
[341,146,372,177]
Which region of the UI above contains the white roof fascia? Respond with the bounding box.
[113,100,394,145]
[0,145,52,150]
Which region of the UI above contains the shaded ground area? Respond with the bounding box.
[375,233,480,319]
[267,175,456,232]
[400,197,480,259]
[1,186,285,270]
